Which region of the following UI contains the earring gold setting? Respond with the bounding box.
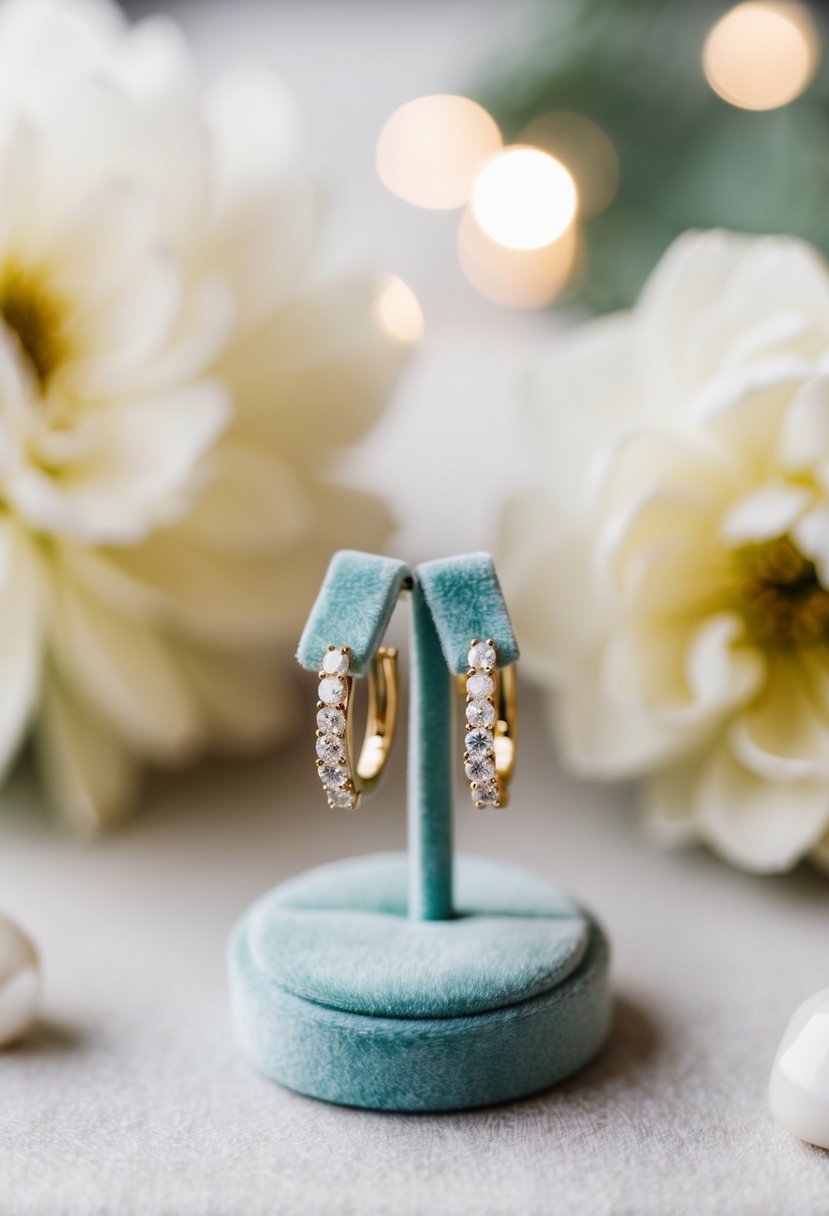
[315,644,398,810]
[463,638,516,808]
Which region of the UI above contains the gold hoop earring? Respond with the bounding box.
[462,638,517,808]
[315,645,398,810]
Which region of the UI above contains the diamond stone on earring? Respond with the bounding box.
[317,707,345,735]
[465,754,495,783]
[466,700,495,728]
[465,728,492,755]
[319,676,346,704]
[468,641,496,670]
[316,735,344,763]
[322,649,349,676]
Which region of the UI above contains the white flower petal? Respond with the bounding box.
[500,493,611,680]
[811,828,829,875]
[172,642,295,752]
[731,655,829,782]
[643,759,703,848]
[0,118,36,265]
[0,1,124,103]
[0,522,41,778]
[220,274,410,460]
[621,533,731,621]
[602,612,763,725]
[110,481,393,647]
[792,505,829,586]
[124,276,235,395]
[634,229,753,402]
[19,382,231,543]
[37,675,138,833]
[685,613,765,710]
[39,179,156,303]
[689,359,810,471]
[779,373,829,472]
[593,428,736,522]
[62,252,183,396]
[720,481,813,545]
[639,232,829,402]
[523,314,642,519]
[58,544,168,621]
[0,321,37,430]
[553,671,693,779]
[696,742,829,873]
[175,441,311,556]
[47,572,203,762]
[201,177,317,340]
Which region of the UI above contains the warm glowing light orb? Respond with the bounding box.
[376,94,502,210]
[471,147,578,251]
[519,112,619,217]
[458,206,579,309]
[373,274,424,344]
[703,1,820,111]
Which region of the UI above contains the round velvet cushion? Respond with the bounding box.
[230,852,611,1112]
[247,852,589,1017]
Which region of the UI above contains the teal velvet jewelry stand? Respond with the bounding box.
[229,550,611,1111]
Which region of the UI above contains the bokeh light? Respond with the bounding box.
[470,147,578,251]
[519,112,619,217]
[373,274,424,343]
[458,206,579,308]
[376,94,502,210]
[703,2,820,111]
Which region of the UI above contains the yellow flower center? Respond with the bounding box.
[0,263,66,386]
[740,536,829,646]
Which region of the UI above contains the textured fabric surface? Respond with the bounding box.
[238,852,591,1015]
[231,890,609,1111]
[416,553,520,674]
[296,550,411,676]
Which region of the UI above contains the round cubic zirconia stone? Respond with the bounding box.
[322,649,349,675]
[467,671,494,699]
[329,787,356,809]
[316,735,344,763]
[318,762,347,789]
[466,699,495,728]
[465,755,495,783]
[468,641,496,670]
[317,707,346,735]
[465,728,493,755]
[475,782,500,806]
[318,677,346,705]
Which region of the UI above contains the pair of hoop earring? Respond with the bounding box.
[314,639,517,811]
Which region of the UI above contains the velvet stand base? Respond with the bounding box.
[229,853,611,1112]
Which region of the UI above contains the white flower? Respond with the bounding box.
[0,0,410,829]
[502,230,829,874]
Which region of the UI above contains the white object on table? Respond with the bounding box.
[769,987,829,1150]
[0,913,39,1047]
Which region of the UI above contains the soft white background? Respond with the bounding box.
[1,3,827,1213]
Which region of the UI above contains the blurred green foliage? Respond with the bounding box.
[477,0,829,311]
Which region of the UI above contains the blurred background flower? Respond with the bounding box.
[501,229,829,873]
[0,0,411,830]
